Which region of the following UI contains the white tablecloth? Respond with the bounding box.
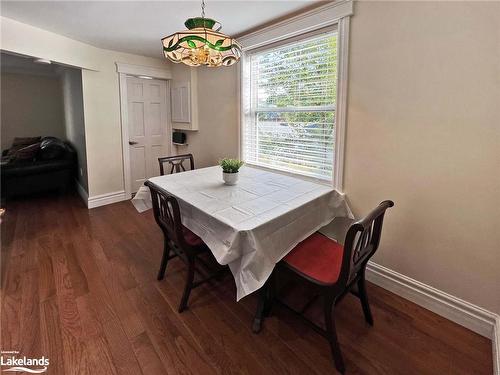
[133,166,352,300]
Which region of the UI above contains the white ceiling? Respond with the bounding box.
[1,1,320,58]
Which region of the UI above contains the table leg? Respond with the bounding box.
[252,273,275,333]
[252,283,268,333]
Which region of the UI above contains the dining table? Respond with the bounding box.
[132,165,353,331]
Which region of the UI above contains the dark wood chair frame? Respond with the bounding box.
[253,200,394,374]
[158,154,194,175]
[145,181,226,312]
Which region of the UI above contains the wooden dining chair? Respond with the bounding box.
[145,181,226,312]
[273,200,394,374]
[158,154,194,175]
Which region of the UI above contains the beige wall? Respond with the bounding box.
[1,17,170,197]
[1,72,65,150]
[170,63,239,167]
[60,67,88,192]
[345,1,500,314]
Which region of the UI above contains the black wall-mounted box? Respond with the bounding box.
[172,131,186,144]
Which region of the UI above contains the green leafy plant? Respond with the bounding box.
[219,158,244,174]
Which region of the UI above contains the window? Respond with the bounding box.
[242,31,338,181]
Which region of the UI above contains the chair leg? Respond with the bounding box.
[324,296,345,374]
[357,271,374,326]
[157,238,171,281]
[178,261,195,313]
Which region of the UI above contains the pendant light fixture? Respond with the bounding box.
[161,0,242,67]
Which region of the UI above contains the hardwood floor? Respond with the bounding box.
[1,193,493,374]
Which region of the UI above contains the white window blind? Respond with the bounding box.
[242,31,338,181]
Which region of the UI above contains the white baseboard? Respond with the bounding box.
[87,190,128,209]
[75,180,88,207]
[366,261,497,338]
[366,261,499,374]
[494,316,500,375]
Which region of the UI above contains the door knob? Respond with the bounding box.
[129,141,138,145]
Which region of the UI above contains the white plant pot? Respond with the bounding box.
[223,171,239,185]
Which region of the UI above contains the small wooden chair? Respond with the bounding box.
[145,181,226,312]
[275,200,394,373]
[158,154,194,175]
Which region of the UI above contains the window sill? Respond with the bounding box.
[243,162,334,188]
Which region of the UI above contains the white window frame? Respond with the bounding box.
[238,1,353,192]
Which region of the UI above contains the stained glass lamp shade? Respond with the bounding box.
[162,17,241,67]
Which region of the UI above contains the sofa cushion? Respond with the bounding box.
[1,158,75,177]
[12,142,41,161]
[12,136,41,146]
[6,136,42,158]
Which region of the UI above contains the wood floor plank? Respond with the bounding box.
[69,230,121,324]
[132,332,168,375]
[59,327,87,375]
[51,248,83,339]
[100,317,143,375]
[19,269,42,358]
[155,279,254,375]
[38,242,57,302]
[49,243,88,375]
[127,285,217,375]
[40,297,66,375]
[0,193,493,375]
[8,201,31,258]
[62,242,89,298]
[82,335,119,375]
[369,284,492,368]
[86,236,146,340]
[1,254,24,351]
[75,293,105,341]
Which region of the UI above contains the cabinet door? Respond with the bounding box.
[171,81,190,123]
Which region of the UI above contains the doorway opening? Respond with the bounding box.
[0,52,87,204]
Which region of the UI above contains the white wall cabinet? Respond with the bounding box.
[171,81,191,123]
[171,69,198,131]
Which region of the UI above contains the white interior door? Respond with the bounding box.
[127,77,170,193]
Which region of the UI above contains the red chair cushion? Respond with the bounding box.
[283,232,344,284]
[182,225,204,247]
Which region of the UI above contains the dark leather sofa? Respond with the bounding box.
[1,137,77,199]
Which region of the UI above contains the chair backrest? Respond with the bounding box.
[144,181,194,254]
[339,200,394,286]
[158,154,194,175]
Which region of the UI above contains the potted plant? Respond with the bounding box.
[219,158,244,185]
